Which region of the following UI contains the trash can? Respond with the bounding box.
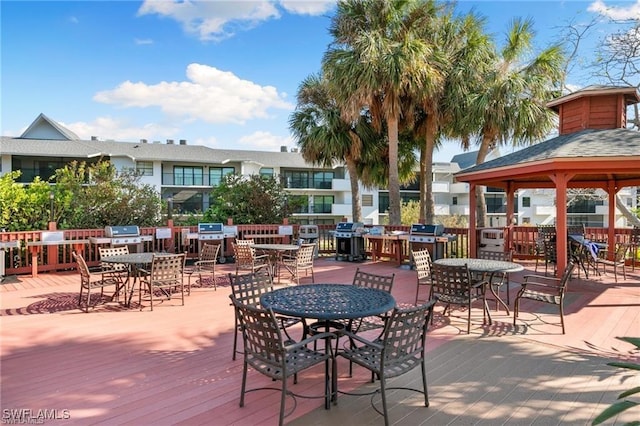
[299,225,319,258]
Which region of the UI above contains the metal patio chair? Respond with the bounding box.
[184,243,220,293]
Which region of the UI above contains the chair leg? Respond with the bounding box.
[421,360,429,407]
[279,376,287,426]
[380,376,389,426]
[559,303,565,334]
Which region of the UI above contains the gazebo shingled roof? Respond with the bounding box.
[454,86,640,276]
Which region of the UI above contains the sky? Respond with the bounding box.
[2,0,639,162]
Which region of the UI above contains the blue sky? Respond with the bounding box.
[2,0,639,162]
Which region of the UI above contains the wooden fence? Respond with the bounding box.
[1,224,637,277]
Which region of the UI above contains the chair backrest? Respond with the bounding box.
[73,252,90,284]
[543,239,557,260]
[613,243,630,262]
[478,250,512,262]
[412,249,432,282]
[199,243,220,262]
[235,239,254,246]
[229,270,274,307]
[295,243,316,267]
[99,246,130,271]
[231,298,285,368]
[233,242,257,267]
[380,300,435,368]
[431,262,473,297]
[352,267,394,293]
[149,253,185,285]
[537,225,556,241]
[557,261,576,293]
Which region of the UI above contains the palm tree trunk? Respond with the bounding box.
[387,116,401,225]
[423,115,437,224]
[475,135,493,228]
[345,157,362,222]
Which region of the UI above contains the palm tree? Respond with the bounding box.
[322,0,441,225]
[411,10,493,224]
[289,73,379,222]
[462,18,565,227]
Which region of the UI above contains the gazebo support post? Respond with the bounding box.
[506,182,515,252]
[469,183,477,258]
[551,173,571,277]
[607,180,617,260]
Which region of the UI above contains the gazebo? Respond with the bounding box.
[455,85,640,276]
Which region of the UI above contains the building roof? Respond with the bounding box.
[546,85,640,110]
[455,128,640,187]
[450,151,479,169]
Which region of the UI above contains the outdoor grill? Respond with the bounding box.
[89,225,152,251]
[409,224,454,261]
[197,223,226,262]
[334,222,366,262]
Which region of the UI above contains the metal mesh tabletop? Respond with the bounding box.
[434,258,524,273]
[260,283,396,320]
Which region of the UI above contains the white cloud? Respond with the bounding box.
[134,38,154,45]
[138,0,280,41]
[279,0,336,15]
[238,130,293,150]
[588,0,640,20]
[137,0,335,41]
[93,63,293,125]
[60,116,179,142]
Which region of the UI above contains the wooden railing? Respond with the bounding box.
[1,224,637,277]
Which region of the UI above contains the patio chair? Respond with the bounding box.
[229,271,303,361]
[513,261,575,334]
[184,243,220,294]
[138,253,186,311]
[337,300,436,426]
[232,241,271,276]
[477,250,513,310]
[430,262,488,334]
[230,298,334,426]
[594,243,630,283]
[73,252,121,312]
[278,243,315,285]
[542,239,557,276]
[412,248,433,305]
[98,246,130,296]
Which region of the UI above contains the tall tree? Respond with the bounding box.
[462,18,564,227]
[323,0,441,225]
[289,73,379,222]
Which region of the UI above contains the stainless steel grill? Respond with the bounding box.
[335,222,366,262]
[90,225,152,249]
[197,223,224,241]
[409,224,454,261]
[197,223,226,263]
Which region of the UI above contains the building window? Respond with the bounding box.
[522,217,531,224]
[260,168,274,177]
[136,161,153,176]
[452,196,458,205]
[174,166,203,186]
[312,171,334,189]
[362,194,373,207]
[209,167,235,186]
[522,197,531,207]
[283,171,308,188]
[313,195,333,214]
[485,194,506,214]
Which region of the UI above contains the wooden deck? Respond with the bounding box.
[1,257,638,425]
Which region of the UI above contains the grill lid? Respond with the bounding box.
[198,223,224,234]
[410,224,444,236]
[105,225,141,238]
[335,222,363,232]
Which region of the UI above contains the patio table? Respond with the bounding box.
[101,252,173,307]
[251,243,299,276]
[260,283,396,408]
[433,257,524,315]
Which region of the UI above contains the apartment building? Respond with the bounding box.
[2,113,636,227]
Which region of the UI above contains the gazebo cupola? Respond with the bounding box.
[546,85,640,135]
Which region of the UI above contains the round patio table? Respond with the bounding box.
[260,283,395,321]
[433,257,524,314]
[260,283,396,408]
